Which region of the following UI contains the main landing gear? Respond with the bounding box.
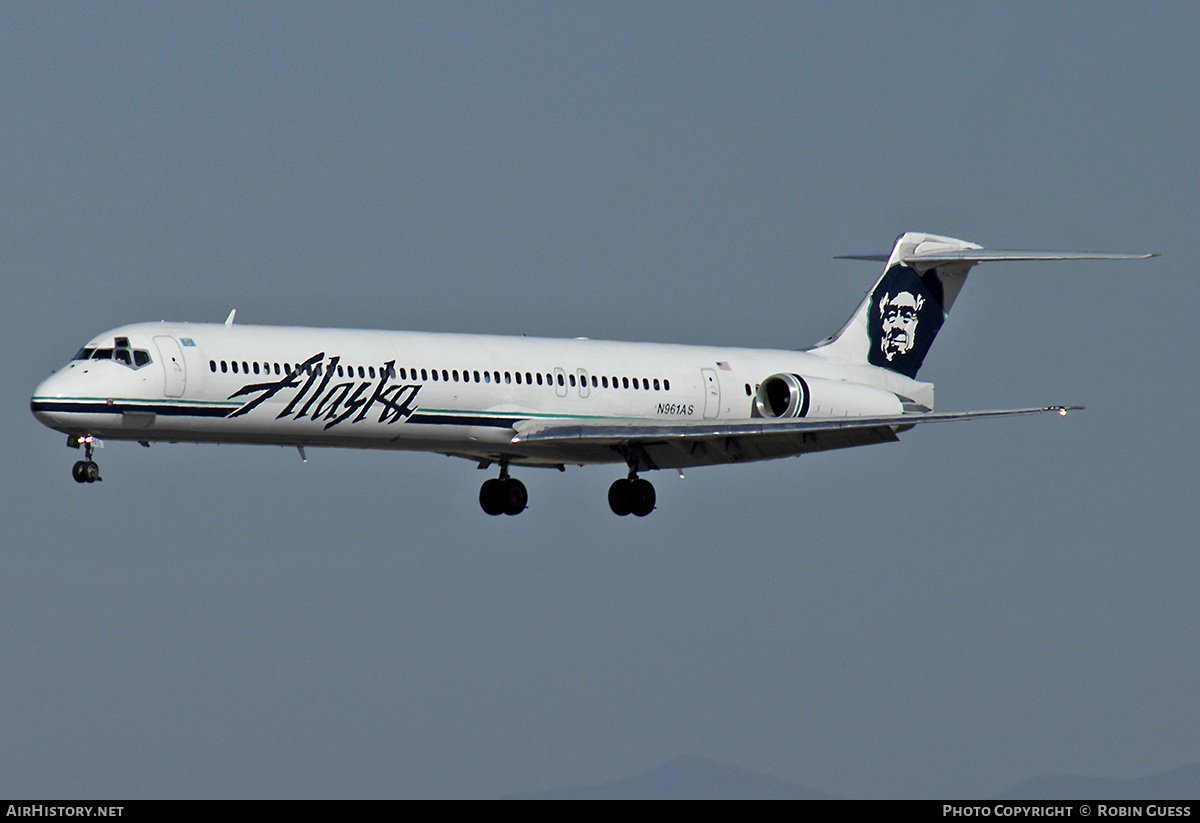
[608,472,655,517]
[71,437,101,484]
[476,457,657,517]
[479,464,527,516]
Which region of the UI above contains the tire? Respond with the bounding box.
[630,478,656,517]
[608,478,633,516]
[479,478,505,515]
[502,478,528,516]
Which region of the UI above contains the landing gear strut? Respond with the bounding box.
[72,437,101,484]
[608,469,655,517]
[479,463,527,516]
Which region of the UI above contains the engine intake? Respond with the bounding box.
[754,373,810,418]
[753,373,903,419]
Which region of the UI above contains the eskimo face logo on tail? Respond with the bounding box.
[867,265,945,379]
[878,290,923,361]
[225,353,422,429]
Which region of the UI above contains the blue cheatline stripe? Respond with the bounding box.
[31,399,238,418]
[31,399,626,429]
[407,413,522,428]
[31,399,521,427]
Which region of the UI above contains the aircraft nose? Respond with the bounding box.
[31,372,74,427]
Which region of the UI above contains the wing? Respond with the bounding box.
[510,406,1081,470]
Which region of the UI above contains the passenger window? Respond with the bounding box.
[557,374,565,387]
[432,370,439,381]
[221,361,228,373]
[622,377,628,389]
[601,376,608,388]
[421,369,428,381]
[664,379,670,391]
[653,379,660,391]
[505,372,512,384]
[568,374,575,387]
[536,373,543,385]
[591,375,598,388]
[209,360,217,372]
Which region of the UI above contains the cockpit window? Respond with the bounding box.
[73,342,153,370]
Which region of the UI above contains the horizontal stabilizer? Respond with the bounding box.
[836,249,1156,265]
[904,249,1158,264]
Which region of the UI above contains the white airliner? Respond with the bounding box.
[31,232,1153,516]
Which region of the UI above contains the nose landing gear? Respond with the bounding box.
[479,462,527,516]
[71,437,101,484]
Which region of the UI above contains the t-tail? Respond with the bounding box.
[809,232,1156,379]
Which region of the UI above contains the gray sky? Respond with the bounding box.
[2,2,1197,799]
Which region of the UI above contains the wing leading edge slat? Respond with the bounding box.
[512,406,1079,445]
[509,406,1080,469]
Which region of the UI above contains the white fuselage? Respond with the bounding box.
[31,233,1140,512]
[31,321,929,469]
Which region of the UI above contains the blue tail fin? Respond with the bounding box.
[810,232,1156,379]
[810,232,977,378]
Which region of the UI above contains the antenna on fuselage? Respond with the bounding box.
[224,309,236,327]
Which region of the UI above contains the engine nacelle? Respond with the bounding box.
[752,373,903,419]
